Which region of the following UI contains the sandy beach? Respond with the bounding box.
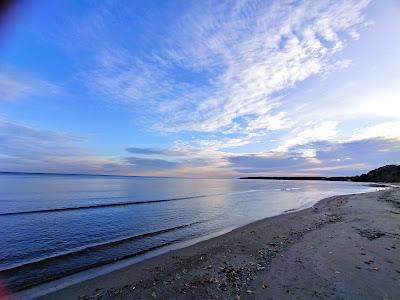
[19,187,400,299]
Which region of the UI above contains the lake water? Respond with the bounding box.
[0,173,377,291]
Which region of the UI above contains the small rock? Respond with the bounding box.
[246,289,254,293]
[151,291,157,298]
[206,277,218,283]
[262,283,268,289]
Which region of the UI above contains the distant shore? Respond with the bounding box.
[240,164,400,183]
[240,175,354,181]
[14,185,399,300]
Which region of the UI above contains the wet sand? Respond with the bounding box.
[22,187,400,299]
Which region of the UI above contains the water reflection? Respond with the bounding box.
[0,174,376,291]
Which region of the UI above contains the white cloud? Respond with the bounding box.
[351,121,400,141]
[276,121,339,151]
[83,0,371,143]
[0,73,31,101]
[163,0,370,135]
[73,0,397,174]
[0,72,63,101]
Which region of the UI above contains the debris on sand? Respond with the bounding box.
[355,228,386,240]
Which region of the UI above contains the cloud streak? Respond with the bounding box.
[126,147,188,157]
[76,0,378,152]
[227,138,400,176]
[0,72,63,101]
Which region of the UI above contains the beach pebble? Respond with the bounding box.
[151,291,157,298]
[246,289,254,293]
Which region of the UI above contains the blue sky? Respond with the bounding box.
[0,0,399,177]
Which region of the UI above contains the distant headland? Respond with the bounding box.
[240,165,400,183]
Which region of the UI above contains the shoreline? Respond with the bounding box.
[12,186,399,299]
[7,185,373,296]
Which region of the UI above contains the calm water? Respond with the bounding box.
[0,174,377,291]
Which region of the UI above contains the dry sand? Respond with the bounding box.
[26,187,400,299]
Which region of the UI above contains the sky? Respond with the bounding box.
[0,0,399,178]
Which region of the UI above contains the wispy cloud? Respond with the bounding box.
[0,71,63,101]
[351,121,400,141]
[227,138,400,176]
[157,0,371,135]
[0,73,30,101]
[125,147,188,157]
[124,157,181,171]
[0,120,128,174]
[5,0,398,177]
[0,120,232,177]
[79,1,370,134]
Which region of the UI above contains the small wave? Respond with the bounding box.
[0,194,224,216]
[0,220,203,273]
[3,237,185,292]
[0,190,266,217]
[273,187,302,191]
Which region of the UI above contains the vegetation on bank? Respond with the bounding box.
[353,165,400,183]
